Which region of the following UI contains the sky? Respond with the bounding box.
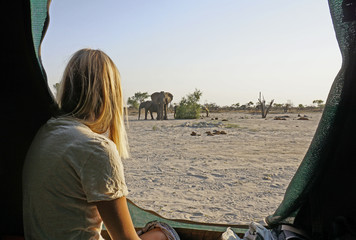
[41,0,342,107]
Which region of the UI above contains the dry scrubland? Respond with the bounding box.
[123,111,322,225]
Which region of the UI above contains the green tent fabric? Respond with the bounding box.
[266,0,356,238]
[1,0,56,235]
[126,199,247,237]
[30,0,51,73]
[2,0,356,239]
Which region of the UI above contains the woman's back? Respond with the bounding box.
[23,117,128,240]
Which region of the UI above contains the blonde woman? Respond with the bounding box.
[23,49,178,240]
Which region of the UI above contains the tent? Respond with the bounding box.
[1,0,355,239]
[266,1,356,238]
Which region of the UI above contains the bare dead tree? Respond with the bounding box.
[258,92,274,118]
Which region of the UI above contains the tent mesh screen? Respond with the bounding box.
[266,0,356,238]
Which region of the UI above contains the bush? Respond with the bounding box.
[175,102,201,119]
[175,89,202,119]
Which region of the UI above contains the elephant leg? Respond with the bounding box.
[156,111,160,120]
[150,110,154,120]
[145,109,148,120]
[163,104,168,120]
[157,112,162,120]
[156,106,162,120]
[159,110,163,120]
[138,108,141,120]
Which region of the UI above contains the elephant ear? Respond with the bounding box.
[166,92,173,102]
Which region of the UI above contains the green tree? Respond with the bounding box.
[231,103,240,109]
[205,102,219,110]
[175,89,202,119]
[247,101,254,108]
[312,99,324,108]
[127,92,150,109]
[134,92,150,103]
[127,97,139,109]
[273,103,283,109]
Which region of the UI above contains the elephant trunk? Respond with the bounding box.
[159,103,165,120]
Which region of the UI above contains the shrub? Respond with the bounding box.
[175,89,202,119]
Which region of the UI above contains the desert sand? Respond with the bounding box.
[123,111,322,225]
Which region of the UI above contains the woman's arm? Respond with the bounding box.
[96,197,167,240]
[96,197,140,240]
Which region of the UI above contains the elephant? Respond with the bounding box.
[138,101,158,120]
[151,91,173,120]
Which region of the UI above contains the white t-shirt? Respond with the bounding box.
[23,117,128,240]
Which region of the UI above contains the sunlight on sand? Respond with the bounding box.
[123,112,321,225]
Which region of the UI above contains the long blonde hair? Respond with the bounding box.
[57,48,129,159]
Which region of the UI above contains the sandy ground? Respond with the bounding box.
[123,111,322,225]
